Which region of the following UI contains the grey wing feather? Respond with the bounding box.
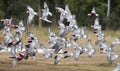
[12,59,19,67]
[40,44,52,59]
[75,49,81,60]
[54,54,64,65]
[40,44,49,55]
[27,5,34,12]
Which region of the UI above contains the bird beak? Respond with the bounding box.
[67,19,70,22]
[96,34,98,37]
[26,11,29,13]
[87,13,92,16]
[39,17,42,20]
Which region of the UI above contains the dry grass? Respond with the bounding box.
[0,51,120,71]
[0,27,120,71]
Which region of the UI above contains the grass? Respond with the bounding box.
[0,52,119,71]
[0,26,120,71]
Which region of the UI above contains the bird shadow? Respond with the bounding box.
[97,63,116,67]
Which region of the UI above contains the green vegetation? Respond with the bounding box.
[0,0,120,30]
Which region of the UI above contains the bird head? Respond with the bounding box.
[26,11,29,13]
[64,51,68,54]
[54,55,57,59]
[87,13,92,16]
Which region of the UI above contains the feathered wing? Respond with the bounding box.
[65,4,72,16]
[91,7,96,14]
[87,40,96,57]
[75,49,81,60]
[65,4,72,20]
[27,14,34,24]
[64,51,74,58]
[55,7,66,14]
[60,14,65,22]
[27,5,37,24]
[12,59,19,67]
[43,2,49,14]
[88,40,93,49]
[27,5,34,12]
[40,1,52,23]
[54,54,64,65]
[44,2,52,16]
[0,42,6,50]
[40,44,52,59]
[70,38,79,48]
[107,52,119,64]
[75,46,83,60]
[94,18,99,26]
[18,20,24,26]
[43,1,48,9]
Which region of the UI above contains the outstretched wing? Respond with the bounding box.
[27,14,34,24]
[40,44,52,59]
[27,5,34,12]
[54,54,64,65]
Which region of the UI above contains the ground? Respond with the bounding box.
[0,46,120,71]
[0,28,120,71]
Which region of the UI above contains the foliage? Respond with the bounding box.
[0,0,120,30]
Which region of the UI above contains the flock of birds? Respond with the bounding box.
[0,1,120,71]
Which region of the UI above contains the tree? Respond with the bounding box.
[0,0,119,30]
[38,0,42,27]
[107,0,110,17]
